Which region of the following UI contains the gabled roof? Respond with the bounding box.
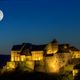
[11,45,23,51]
[22,43,32,49]
[11,43,46,53]
[20,43,32,55]
[59,44,70,47]
[70,46,79,51]
[57,49,70,53]
[57,44,70,53]
[21,43,46,51]
[31,44,46,51]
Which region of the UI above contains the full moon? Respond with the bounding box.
[0,10,4,21]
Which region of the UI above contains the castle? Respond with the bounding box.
[2,39,80,76]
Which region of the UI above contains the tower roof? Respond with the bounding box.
[51,39,58,43]
[11,45,23,51]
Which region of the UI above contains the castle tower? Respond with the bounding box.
[46,39,58,54]
[51,39,58,54]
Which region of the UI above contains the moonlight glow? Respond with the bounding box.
[0,10,4,21]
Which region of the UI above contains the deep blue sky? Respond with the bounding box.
[0,0,80,54]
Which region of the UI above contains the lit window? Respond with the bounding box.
[21,55,26,61]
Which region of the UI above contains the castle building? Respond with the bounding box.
[2,39,80,75]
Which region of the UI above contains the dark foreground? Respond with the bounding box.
[0,71,59,80]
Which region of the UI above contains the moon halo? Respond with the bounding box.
[0,10,4,21]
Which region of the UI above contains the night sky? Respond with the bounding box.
[0,0,80,54]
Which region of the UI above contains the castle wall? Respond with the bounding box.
[45,55,60,73]
[25,60,34,71]
[46,43,58,54]
[11,51,20,61]
[31,51,44,61]
[34,60,45,72]
[72,51,80,58]
[45,53,71,73]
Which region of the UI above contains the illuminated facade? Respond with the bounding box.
[3,39,80,74]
